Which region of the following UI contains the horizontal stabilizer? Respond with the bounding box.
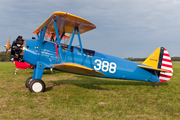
[137,65,173,73]
[51,63,105,76]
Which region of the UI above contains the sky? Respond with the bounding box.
[0,0,180,58]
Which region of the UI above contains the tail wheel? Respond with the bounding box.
[152,82,159,88]
[29,79,46,93]
[25,77,32,88]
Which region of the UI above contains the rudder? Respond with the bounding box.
[159,48,173,82]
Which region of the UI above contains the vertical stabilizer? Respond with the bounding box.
[142,47,162,68]
[142,47,173,82]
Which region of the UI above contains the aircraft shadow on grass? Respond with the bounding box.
[46,75,168,92]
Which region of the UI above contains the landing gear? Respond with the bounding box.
[13,68,18,75]
[28,79,46,93]
[152,82,159,88]
[25,77,32,88]
[26,62,46,92]
[153,84,159,88]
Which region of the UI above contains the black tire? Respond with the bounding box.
[29,79,46,93]
[25,77,33,88]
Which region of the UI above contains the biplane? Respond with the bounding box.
[5,11,173,93]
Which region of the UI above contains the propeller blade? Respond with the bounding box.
[5,37,11,55]
[6,50,8,55]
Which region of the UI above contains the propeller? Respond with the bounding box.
[5,37,11,55]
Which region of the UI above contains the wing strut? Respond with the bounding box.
[53,20,64,61]
[37,19,85,64]
[64,27,76,62]
[40,27,47,44]
[77,27,84,63]
[53,20,84,63]
[64,27,84,63]
[36,27,47,61]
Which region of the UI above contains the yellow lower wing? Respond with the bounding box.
[51,63,105,76]
[137,65,173,73]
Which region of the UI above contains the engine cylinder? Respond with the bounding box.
[11,36,25,61]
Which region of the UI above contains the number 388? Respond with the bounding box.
[94,59,117,73]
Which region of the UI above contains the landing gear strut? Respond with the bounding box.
[152,82,159,88]
[13,68,18,75]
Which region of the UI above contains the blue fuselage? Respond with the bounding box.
[23,39,160,82]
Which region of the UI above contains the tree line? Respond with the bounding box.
[125,57,180,61]
[0,51,11,62]
[0,51,180,62]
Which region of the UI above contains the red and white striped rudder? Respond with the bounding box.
[159,48,173,82]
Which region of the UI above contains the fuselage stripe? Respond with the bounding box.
[161,66,173,71]
[159,74,172,78]
[160,79,169,82]
[159,76,170,81]
[163,56,171,60]
[157,47,164,69]
[160,72,173,76]
[162,61,172,65]
[163,50,168,54]
[163,53,170,57]
[161,63,172,68]
[162,58,171,62]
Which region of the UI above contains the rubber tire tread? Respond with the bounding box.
[25,77,32,88]
[29,79,46,92]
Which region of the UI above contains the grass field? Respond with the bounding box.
[0,62,180,119]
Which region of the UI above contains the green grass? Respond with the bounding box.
[0,62,180,119]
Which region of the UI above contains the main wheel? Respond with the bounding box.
[29,79,46,93]
[25,77,32,88]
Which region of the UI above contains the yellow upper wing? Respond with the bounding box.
[33,11,96,35]
[51,63,105,76]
